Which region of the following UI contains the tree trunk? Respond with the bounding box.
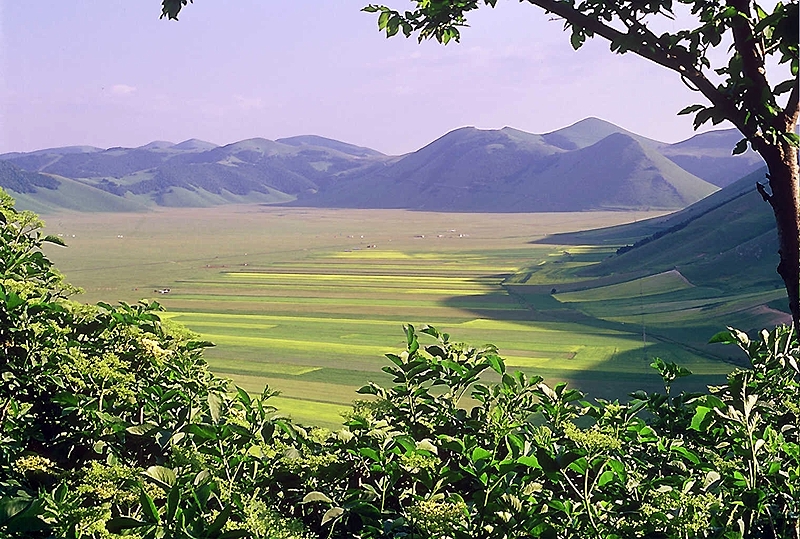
[760,143,800,336]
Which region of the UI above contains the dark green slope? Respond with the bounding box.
[581,184,777,290]
[0,160,60,193]
[562,165,782,299]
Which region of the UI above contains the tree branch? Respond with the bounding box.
[524,0,750,136]
[726,0,774,125]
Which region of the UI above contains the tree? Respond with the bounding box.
[160,0,799,332]
[365,0,800,331]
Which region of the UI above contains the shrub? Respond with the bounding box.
[0,190,797,538]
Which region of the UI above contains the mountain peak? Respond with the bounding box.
[275,135,384,158]
[138,141,175,150]
[172,139,219,151]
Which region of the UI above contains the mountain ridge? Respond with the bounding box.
[0,119,761,213]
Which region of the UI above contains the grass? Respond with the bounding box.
[41,205,772,427]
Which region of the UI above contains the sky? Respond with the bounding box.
[1,1,739,156]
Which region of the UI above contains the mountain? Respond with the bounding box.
[276,135,384,158]
[0,118,761,213]
[540,117,660,150]
[171,139,219,151]
[0,136,386,212]
[301,128,717,211]
[659,129,764,187]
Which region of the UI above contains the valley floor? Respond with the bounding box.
[42,205,781,427]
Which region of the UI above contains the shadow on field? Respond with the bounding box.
[441,288,741,401]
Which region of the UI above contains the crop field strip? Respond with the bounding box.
[164,248,727,426]
[43,206,735,427]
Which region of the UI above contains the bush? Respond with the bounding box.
[0,190,797,538]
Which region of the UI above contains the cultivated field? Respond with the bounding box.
[44,205,738,427]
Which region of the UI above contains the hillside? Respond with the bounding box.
[535,166,779,293]
[0,118,760,212]
[511,166,787,357]
[580,171,778,292]
[540,167,768,246]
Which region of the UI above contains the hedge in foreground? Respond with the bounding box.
[0,190,798,539]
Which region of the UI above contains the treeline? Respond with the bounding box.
[0,189,797,539]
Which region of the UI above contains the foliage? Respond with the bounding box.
[0,190,311,539]
[1,191,798,538]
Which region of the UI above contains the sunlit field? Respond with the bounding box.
[43,205,738,427]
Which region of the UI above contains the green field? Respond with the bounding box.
[42,205,762,426]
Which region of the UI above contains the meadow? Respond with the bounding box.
[44,205,738,426]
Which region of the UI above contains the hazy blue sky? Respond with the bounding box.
[1,1,735,155]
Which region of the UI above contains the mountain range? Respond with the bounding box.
[0,118,764,213]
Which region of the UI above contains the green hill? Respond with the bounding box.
[6,175,150,213]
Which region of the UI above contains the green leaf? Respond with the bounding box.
[236,386,251,405]
[598,470,615,486]
[144,466,176,489]
[487,353,505,374]
[359,447,381,462]
[690,406,713,431]
[774,79,795,95]
[126,423,158,436]
[732,138,748,155]
[208,392,223,424]
[678,104,705,115]
[377,10,390,30]
[208,505,232,536]
[139,490,160,524]
[570,30,585,50]
[672,445,700,465]
[782,132,800,147]
[517,455,540,469]
[302,492,333,504]
[0,497,33,525]
[471,447,492,462]
[709,330,736,344]
[536,448,560,473]
[322,507,345,526]
[185,340,215,350]
[42,234,67,246]
[106,517,148,533]
[416,439,438,454]
[166,487,180,522]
